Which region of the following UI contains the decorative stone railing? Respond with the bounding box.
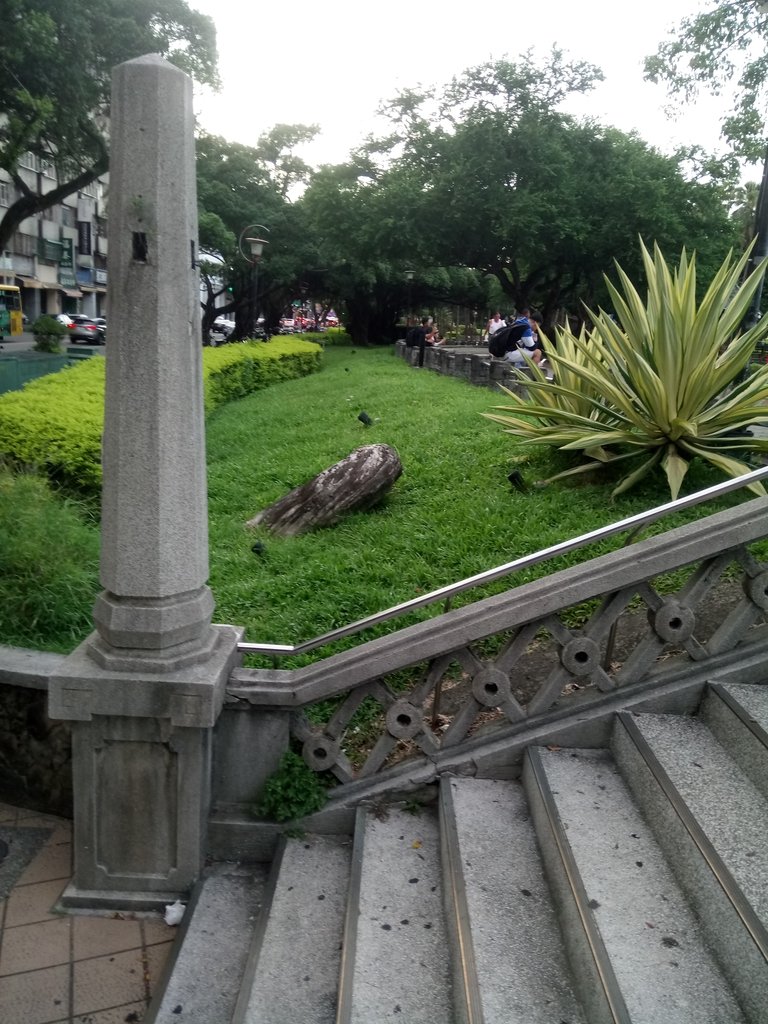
[4,494,768,819]
[224,496,768,803]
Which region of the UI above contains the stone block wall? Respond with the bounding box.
[394,340,530,394]
[0,680,73,816]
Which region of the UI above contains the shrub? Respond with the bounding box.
[0,359,105,489]
[251,750,331,822]
[31,315,66,353]
[316,328,352,346]
[0,338,322,493]
[203,337,322,415]
[485,242,768,498]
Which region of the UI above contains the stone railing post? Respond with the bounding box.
[48,55,240,909]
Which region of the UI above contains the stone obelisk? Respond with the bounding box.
[49,54,240,908]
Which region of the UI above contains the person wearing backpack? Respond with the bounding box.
[487,308,542,365]
[504,308,542,366]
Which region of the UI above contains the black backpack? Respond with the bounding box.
[488,325,513,357]
[488,321,529,357]
[405,325,420,347]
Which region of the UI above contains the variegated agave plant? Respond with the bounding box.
[484,241,768,498]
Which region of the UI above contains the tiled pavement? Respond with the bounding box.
[0,803,177,1024]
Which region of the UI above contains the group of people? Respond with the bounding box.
[485,309,544,365]
[405,308,545,369]
[405,316,446,367]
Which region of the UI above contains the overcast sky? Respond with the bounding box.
[191,0,742,170]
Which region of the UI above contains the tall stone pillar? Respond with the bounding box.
[48,55,240,909]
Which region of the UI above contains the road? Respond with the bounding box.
[0,332,36,353]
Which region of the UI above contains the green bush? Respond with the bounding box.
[0,338,323,493]
[0,359,105,489]
[203,337,322,415]
[31,314,66,353]
[314,327,352,346]
[251,750,331,822]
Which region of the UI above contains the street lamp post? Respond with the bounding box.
[238,224,269,338]
[405,269,415,328]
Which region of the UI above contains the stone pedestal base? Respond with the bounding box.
[49,624,241,904]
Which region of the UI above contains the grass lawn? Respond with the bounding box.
[2,344,760,659]
[203,345,753,663]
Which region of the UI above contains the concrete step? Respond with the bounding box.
[525,744,746,1024]
[440,776,586,1024]
[700,682,768,801]
[233,834,352,1024]
[146,862,268,1024]
[612,710,768,1022]
[337,803,453,1024]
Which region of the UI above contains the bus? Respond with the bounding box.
[0,284,23,339]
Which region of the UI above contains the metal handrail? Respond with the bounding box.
[236,463,768,658]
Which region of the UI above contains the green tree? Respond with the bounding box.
[644,0,768,161]
[300,159,454,344]
[255,123,320,200]
[302,55,739,338]
[196,131,320,340]
[0,0,219,252]
[400,60,740,320]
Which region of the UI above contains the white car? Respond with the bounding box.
[212,316,235,338]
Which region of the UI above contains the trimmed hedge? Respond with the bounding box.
[203,336,321,414]
[0,337,322,492]
[296,328,352,347]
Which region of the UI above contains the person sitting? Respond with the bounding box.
[504,308,542,366]
[426,320,445,347]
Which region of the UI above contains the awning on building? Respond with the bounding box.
[16,276,44,289]
[80,285,97,292]
[61,288,83,298]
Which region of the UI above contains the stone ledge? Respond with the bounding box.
[48,624,243,727]
[394,339,532,392]
[0,646,68,690]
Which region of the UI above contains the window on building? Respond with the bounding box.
[0,182,10,207]
[11,233,36,257]
[61,206,75,227]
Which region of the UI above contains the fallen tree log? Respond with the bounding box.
[246,443,403,537]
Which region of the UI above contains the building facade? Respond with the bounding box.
[0,154,108,323]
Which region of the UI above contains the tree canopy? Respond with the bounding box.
[196,129,321,339]
[297,54,741,337]
[645,0,768,161]
[0,0,219,251]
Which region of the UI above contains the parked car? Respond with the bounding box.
[211,316,235,338]
[56,313,103,344]
[93,317,107,340]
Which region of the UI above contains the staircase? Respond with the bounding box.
[146,681,768,1023]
